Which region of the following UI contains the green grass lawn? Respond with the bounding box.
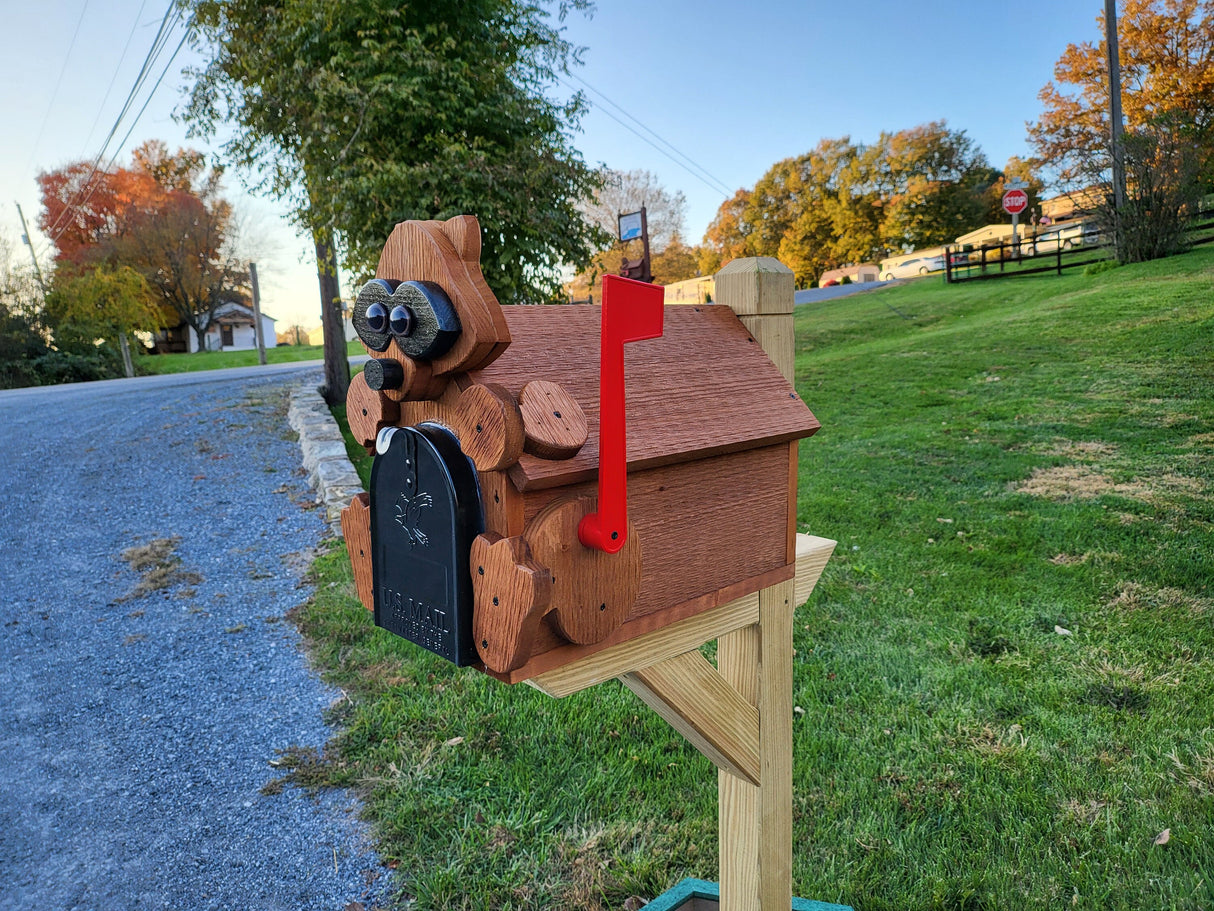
[138,338,364,373]
[289,248,1214,910]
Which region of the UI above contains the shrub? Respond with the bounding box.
[31,347,124,385]
[1084,260,1122,276]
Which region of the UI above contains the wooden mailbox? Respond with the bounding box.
[341,217,838,910]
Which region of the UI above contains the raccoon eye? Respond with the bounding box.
[365,301,387,333]
[390,304,415,337]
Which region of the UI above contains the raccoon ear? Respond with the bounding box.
[441,215,481,264]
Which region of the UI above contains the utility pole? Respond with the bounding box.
[14,202,47,296]
[1105,0,1128,214]
[249,262,268,366]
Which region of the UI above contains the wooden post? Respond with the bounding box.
[118,333,135,378]
[715,256,796,911]
[598,255,830,909]
[250,262,268,366]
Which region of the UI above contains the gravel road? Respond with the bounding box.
[0,367,388,909]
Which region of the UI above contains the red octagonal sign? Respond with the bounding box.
[1002,188,1029,215]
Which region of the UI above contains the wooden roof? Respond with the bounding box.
[469,304,819,491]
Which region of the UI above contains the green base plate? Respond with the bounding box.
[642,878,853,911]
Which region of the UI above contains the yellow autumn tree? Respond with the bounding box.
[1027,0,1214,186]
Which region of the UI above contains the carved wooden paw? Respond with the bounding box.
[340,492,374,610]
[471,533,553,673]
[524,497,641,645]
[346,371,402,450]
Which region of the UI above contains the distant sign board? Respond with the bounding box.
[1002,189,1029,216]
[618,210,644,242]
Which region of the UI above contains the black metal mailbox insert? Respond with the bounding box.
[370,423,484,665]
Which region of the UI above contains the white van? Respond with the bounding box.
[1023,222,1087,254]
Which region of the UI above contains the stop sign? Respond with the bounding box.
[1002,188,1029,215]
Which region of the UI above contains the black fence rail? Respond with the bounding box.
[944,216,1214,284]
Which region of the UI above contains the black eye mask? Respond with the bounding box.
[353,279,462,360]
[352,278,398,352]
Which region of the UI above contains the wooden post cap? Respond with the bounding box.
[714,257,795,315]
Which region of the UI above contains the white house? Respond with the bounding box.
[156,301,277,353]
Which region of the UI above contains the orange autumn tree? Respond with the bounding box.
[37,140,248,351]
[1027,0,1214,187]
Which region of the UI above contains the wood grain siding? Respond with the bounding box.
[487,442,795,682]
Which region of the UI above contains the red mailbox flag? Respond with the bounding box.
[578,274,665,554]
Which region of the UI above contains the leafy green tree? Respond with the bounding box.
[878,122,1000,252]
[0,231,49,389]
[702,124,1000,286]
[182,0,606,401]
[45,266,160,377]
[650,233,699,285]
[700,189,754,275]
[767,138,878,286]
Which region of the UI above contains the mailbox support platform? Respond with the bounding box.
[528,258,842,911]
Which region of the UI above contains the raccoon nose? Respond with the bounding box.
[364,358,405,391]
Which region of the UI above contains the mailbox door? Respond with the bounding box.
[370,423,484,665]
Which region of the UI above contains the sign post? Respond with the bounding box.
[617,207,652,283]
[1002,186,1029,253]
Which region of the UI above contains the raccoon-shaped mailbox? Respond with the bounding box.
[341,216,819,684]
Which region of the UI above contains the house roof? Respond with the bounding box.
[215,300,277,323]
[470,304,819,491]
[164,300,277,331]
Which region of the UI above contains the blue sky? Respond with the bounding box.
[1,0,1105,325]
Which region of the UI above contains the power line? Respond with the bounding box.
[40,5,178,248]
[79,0,151,156]
[564,73,735,198]
[25,0,92,174]
[40,3,181,250]
[568,72,734,196]
[43,3,180,241]
[47,27,189,251]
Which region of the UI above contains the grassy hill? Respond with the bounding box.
[790,249,1213,908]
[296,248,1214,910]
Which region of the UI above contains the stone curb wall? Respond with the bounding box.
[288,384,365,536]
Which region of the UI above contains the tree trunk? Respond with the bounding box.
[118,332,134,378]
[314,227,350,405]
[193,322,208,352]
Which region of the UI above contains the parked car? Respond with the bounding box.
[880,255,945,280]
[1022,222,1086,254]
